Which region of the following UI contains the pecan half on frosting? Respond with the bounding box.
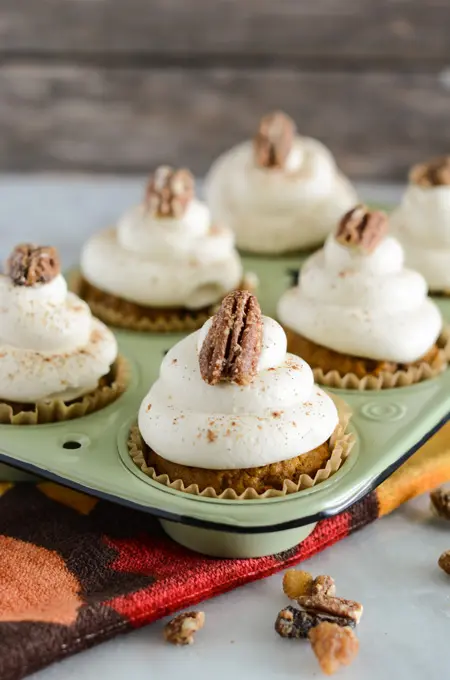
[146,165,195,218]
[335,204,388,254]
[409,156,450,187]
[199,290,263,386]
[6,243,60,286]
[253,111,296,169]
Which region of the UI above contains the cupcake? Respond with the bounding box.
[205,111,357,254]
[0,243,125,424]
[129,291,352,499]
[277,205,449,389]
[390,156,450,295]
[79,166,244,332]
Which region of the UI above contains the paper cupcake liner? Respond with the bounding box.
[0,355,129,425]
[311,326,450,391]
[72,273,259,334]
[127,397,354,500]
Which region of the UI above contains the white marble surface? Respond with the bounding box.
[1,177,447,680]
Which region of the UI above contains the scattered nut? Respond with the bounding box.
[283,570,314,599]
[164,611,205,645]
[199,290,263,386]
[297,594,363,624]
[438,550,450,575]
[309,622,359,676]
[430,487,450,520]
[253,111,296,169]
[6,243,60,287]
[312,575,336,597]
[275,606,355,640]
[146,165,194,218]
[335,204,388,254]
[410,156,450,187]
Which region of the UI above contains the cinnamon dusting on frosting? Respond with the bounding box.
[6,244,60,287]
[253,111,296,169]
[145,166,195,218]
[335,205,388,254]
[409,156,450,187]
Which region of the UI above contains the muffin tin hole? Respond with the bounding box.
[59,434,90,451]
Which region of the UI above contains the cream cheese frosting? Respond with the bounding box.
[390,184,450,291]
[205,138,357,254]
[138,316,338,470]
[81,196,243,309]
[277,233,443,363]
[0,273,117,403]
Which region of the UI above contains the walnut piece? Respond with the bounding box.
[438,550,450,575]
[199,290,263,386]
[430,487,450,520]
[309,622,359,676]
[6,243,60,287]
[297,593,363,624]
[283,570,314,599]
[410,156,450,187]
[164,611,205,645]
[146,166,195,218]
[312,575,336,597]
[253,111,296,169]
[275,606,355,640]
[335,204,388,254]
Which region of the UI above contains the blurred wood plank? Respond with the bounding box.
[0,0,450,62]
[1,64,449,179]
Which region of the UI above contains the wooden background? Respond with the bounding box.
[1,0,450,179]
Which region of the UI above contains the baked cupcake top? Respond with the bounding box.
[81,166,242,310]
[277,206,443,363]
[138,291,338,470]
[0,243,117,403]
[390,156,450,291]
[205,111,357,254]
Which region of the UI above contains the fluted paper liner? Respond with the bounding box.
[71,273,258,333]
[312,326,450,391]
[0,355,129,425]
[127,396,354,500]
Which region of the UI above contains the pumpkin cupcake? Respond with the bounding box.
[390,156,450,295]
[277,205,449,389]
[79,166,244,332]
[129,291,352,499]
[205,110,357,254]
[0,244,125,424]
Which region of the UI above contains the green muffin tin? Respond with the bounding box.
[0,257,448,558]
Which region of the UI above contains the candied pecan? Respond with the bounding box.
[275,606,355,640]
[410,156,450,187]
[199,290,263,386]
[430,487,450,520]
[312,575,336,597]
[438,550,450,575]
[309,622,359,675]
[6,243,60,286]
[164,611,205,645]
[335,204,388,254]
[254,111,296,169]
[146,166,194,217]
[297,593,363,624]
[283,570,314,599]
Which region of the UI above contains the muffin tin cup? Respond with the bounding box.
[0,259,449,558]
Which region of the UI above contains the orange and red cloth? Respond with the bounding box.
[0,422,449,680]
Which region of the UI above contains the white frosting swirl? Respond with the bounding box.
[81,198,242,309]
[0,274,117,403]
[277,235,443,363]
[390,184,450,291]
[205,138,357,254]
[138,316,338,470]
